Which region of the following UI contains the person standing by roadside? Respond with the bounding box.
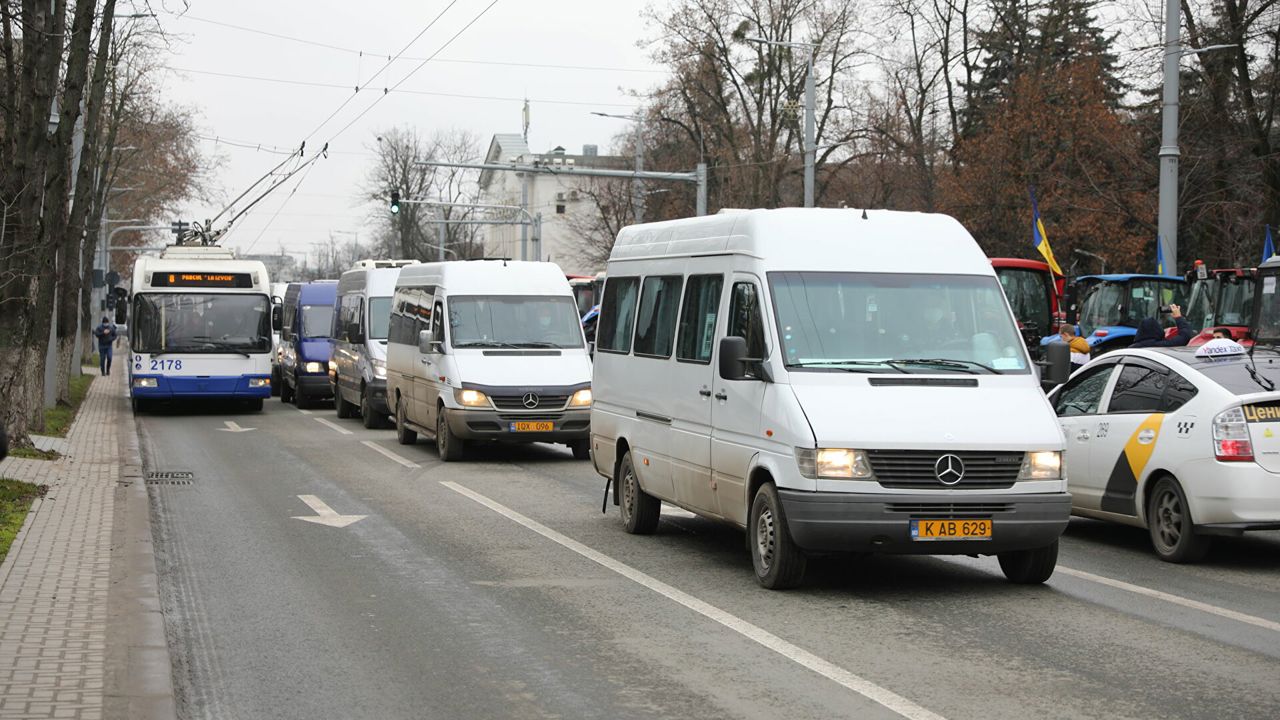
[1058,325,1092,371]
[93,316,117,376]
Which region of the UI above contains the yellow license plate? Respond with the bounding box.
[510,421,554,432]
[911,518,992,541]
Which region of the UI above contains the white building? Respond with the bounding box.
[477,134,628,275]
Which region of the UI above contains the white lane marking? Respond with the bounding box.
[361,440,420,469]
[217,421,255,433]
[314,417,353,435]
[292,494,366,528]
[1058,566,1280,634]
[441,480,945,720]
[297,409,312,415]
[661,503,698,519]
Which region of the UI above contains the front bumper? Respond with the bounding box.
[131,374,271,399]
[365,379,389,414]
[296,374,333,398]
[778,490,1071,555]
[447,407,590,443]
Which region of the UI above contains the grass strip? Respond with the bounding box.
[7,447,60,461]
[0,479,44,564]
[43,372,95,438]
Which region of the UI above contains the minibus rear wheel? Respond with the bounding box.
[997,539,1059,584]
[749,482,806,589]
[618,451,659,534]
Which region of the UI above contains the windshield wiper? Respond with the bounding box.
[195,340,252,358]
[454,341,522,349]
[887,358,1004,375]
[787,360,909,374]
[1246,344,1276,392]
[512,341,567,348]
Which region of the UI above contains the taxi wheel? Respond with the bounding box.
[749,482,807,590]
[436,408,465,462]
[998,539,1059,584]
[1147,476,1211,563]
[618,451,659,535]
[394,399,417,446]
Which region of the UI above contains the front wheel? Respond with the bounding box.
[395,399,417,446]
[618,451,660,534]
[436,408,465,461]
[1147,476,1211,563]
[749,482,807,589]
[569,439,591,460]
[334,382,356,418]
[131,397,148,413]
[270,366,281,396]
[997,539,1059,584]
[280,377,294,404]
[361,387,385,429]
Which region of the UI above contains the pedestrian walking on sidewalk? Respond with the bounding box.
[94,316,117,376]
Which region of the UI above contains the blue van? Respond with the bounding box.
[280,281,338,408]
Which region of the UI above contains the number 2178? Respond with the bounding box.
[150,359,182,371]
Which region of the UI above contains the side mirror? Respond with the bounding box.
[718,336,752,380]
[271,306,283,331]
[417,329,442,354]
[1040,341,1070,392]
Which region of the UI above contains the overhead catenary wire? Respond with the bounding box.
[206,143,305,227]
[238,154,325,254]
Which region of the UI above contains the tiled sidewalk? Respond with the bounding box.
[0,368,166,719]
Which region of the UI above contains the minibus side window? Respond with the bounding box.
[676,274,723,363]
[598,277,640,354]
[634,275,683,358]
[728,281,767,367]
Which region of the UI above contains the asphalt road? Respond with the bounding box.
[137,398,1280,720]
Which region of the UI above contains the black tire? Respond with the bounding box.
[361,386,385,429]
[280,376,294,404]
[618,451,660,535]
[1147,476,1211,563]
[246,398,264,412]
[270,366,281,396]
[569,439,591,460]
[131,397,148,413]
[998,539,1059,584]
[395,398,417,446]
[749,482,807,589]
[436,407,465,461]
[334,381,355,418]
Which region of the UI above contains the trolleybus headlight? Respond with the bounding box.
[133,377,158,388]
[248,378,271,388]
[795,447,874,479]
[1018,450,1062,480]
[303,362,324,374]
[569,388,593,407]
[455,388,491,408]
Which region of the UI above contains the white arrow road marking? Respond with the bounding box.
[218,421,255,433]
[360,440,421,468]
[441,480,946,720]
[314,417,352,435]
[292,494,366,528]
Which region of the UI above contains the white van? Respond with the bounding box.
[591,208,1071,589]
[387,260,593,461]
[332,260,418,427]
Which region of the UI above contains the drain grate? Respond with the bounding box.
[146,471,194,485]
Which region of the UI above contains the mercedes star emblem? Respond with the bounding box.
[522,392,540,409]
[934,454,965,485]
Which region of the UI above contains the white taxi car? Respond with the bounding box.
[1049,339,1280,561]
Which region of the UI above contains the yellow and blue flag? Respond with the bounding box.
[1029,188,1063,276]
[1264,225,1275,263]
[1156,237,1166,275]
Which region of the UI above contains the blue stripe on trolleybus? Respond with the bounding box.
[130,375,271,398]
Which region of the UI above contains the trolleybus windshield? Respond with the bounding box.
[133,293,271,353]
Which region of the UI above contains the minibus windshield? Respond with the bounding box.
[300,305,334,338]
[449,295,584,349]
[133,293,271,354]
[769,272,1029,374]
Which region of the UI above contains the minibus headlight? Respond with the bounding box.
[303,362,324,374]
[455,388,491,408]
[371,357,387,379]
[569,388,593,407]
[1018,451,1062,480]
[248,378,271,388]
[795,447,874,479]
[133,377,158,388]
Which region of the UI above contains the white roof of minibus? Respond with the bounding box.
[337,265,410,297]
[608,207,993,275]
[396,260,572,296]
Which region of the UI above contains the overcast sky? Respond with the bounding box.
[156,0,667,259]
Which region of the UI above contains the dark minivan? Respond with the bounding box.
[280,281,338,408]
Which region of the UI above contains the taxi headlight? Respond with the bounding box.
[133,377,158,388]
[303,361,324,374]
[568,388,593,407]
[455,388,491,408]
[1018,451,1062,480]
[795,447,874,479]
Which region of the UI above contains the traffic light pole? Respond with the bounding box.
[394,198,541,261]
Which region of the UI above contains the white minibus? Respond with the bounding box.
[591,208,1071,588]
[332,259,418,426]
[387,260,593,461]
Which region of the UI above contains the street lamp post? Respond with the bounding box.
[1157,0,1238,275]
[591,111,646,223]
[745,36,816,208]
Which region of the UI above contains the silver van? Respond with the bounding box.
[331,260,418,428]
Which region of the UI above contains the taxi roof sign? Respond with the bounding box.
[1194,338,1248,358]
